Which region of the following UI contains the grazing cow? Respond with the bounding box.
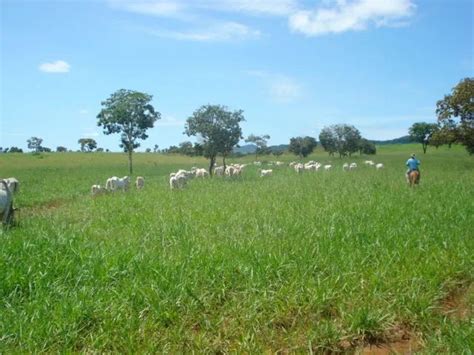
[376,163,384,170]
[1,177,19,193]
[349,163,357,170]
[294,163,304,173]
[91,184,106,196]
[214,166,225,176]
[364,160,375,166]
[170,174,187,189]
[0,180,14,226]
[342,163,349,171]
[135,176,145,189]
[195,168,209,178]
[260,169,273,177]
[106,176,130,191]
[324,164,332,171]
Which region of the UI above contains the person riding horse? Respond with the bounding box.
[406,153,420,184]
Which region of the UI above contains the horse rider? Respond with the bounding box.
[405,153,421,183]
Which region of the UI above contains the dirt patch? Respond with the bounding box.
[440,282,473,321]
[360,337,418,354]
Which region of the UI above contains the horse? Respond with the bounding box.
[408,170,420,187]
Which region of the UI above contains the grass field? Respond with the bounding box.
[1,145,473,352]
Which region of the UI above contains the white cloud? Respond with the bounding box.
[79,109,89,115]
[38,60,70,73]
[109,0,297,17]
[147,22,261,42]
[247,70,303,103]
[289,0,415,36]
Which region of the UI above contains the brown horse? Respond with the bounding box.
[408,170,420,187]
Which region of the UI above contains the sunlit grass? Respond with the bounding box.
[0,145,472,352]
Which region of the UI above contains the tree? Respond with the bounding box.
[289,136,318,158]
[436,77,474,154]
[358,139,376,155]
[56,146,68,152]
[153,144,159,153]
[178,141,195,156]
[97,89,160,174]
[245,134,270,159]
[8,146,23,153]
[408,122,438,154]
[319,128,337,156]
[78,138,97,152]
[27,136,43,153]
[145,148,151,153]
[319,124,362,157]
[184,104,245,175]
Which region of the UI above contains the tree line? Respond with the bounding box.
[2,78,471,174]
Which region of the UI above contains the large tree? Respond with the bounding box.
[78,138,97,152]
[319,124,361,157]
[97,89,160,174]
[27,136,43,153]
[358,138,376,155]
[184,104,245,175]
[245,134,270,159]
[436,77,474,154]
[408,122,438,154]
[288,136,317,158]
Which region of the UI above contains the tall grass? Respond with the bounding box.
[0,145,472,352]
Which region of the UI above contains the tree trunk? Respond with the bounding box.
[422,143,427,154]
[209,156,215,177]
[128,150,133,175]
[223,155,227,171]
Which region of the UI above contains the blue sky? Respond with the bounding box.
[1,0,472,151]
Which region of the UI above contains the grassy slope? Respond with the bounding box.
[0,145,473,352]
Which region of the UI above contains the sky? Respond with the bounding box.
[1,0,472,152]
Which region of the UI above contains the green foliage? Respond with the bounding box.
[56,146,68,152]
[408,122,439,154]
[319,124,362,157]
[5,146,23,153]
[436,78,474,154]
[0,147,472,352]
[97,89,161,174]
[288,136,317,157]
[359,138,377,155]
[27,136,43,153]
[77,138,97,152]
[185,104,245,173]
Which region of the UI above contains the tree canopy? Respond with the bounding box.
[436,77,474,154]
[245,134,270,159]
[408,122,438,154]
[27,137,43,153]
[78,138,97,152]
[97,89,160,174]
[288,136,317,158]
[184,104,245,175]
[319,124,362,157]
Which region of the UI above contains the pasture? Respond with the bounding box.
[0,145,473,352]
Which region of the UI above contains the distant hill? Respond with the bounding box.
[370,135,413,145]
[233,144,257,154]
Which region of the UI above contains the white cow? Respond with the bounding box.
[376,163,384,170]
[1,177,19,193]
[349,163,358,170]
[324,164,332,171]
[91,184,106,196]
[0,180,14,225]
[169,174,187,189]
[294,163,304,173]
[260,169,273,177]
[106,176,130,191]
[135,176,145,189]
[214,166,225,176]
[195,168,209,178]
[342,163,349,171]
[364,160,375,166]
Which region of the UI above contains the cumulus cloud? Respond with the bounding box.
[38,60,70,73]
[155,115,185,127]
[147,21,261,42]
[289,0,416,36]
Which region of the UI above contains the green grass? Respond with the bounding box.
[1,145,473,352]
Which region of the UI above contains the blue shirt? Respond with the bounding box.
[406,158,420,170]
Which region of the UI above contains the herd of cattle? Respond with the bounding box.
[0,159,384,226]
